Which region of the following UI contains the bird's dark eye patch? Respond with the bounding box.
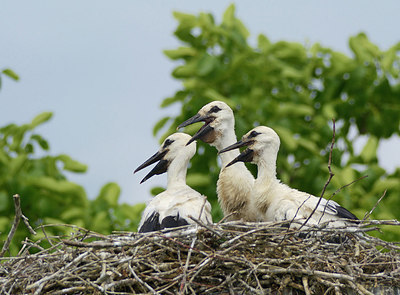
[209,106,222,113]
[163,139,174,148]
[248,131,261,138]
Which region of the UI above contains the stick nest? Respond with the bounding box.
[1,220,399,294]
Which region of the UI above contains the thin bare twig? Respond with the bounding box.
[180,236,197,294]
[217,211,239,224]
[198,196,207,222]
[299,119,336,230]
[188,216,223,238]
[302,276,311,295]
[327,175,368,202]
[362,190,387,222]
[316,174,369,226]
[128,263,156,294]
[0,194,36,257]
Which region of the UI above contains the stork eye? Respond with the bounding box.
[209,106,222,113]
[163,139,174,148]
[249,131,260,138]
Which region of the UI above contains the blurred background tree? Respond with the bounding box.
[0,71,144,255]
[154,5,400,241]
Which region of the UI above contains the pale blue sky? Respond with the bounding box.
[1,1,399,204]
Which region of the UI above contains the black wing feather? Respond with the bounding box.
[138,212,161,233]
[161,213,189,229]
[335,205,358,220]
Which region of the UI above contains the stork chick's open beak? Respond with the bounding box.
[219,140,254,168]
[177,113,215,146]
[134,150,169,184]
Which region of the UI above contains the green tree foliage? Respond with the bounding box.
[155,5,400,241]
[0,74,145,256]
[0,68,20,89]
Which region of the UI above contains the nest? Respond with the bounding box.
[1,219,400,295]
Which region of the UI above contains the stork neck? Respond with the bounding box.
[256,152,278,184]
[215,128,240,167]
[166,157,189,188]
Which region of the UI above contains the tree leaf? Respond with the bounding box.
[153,116,170,136]
[30,134,49,150]
[372,178,400,195]
[26,176,86,197]
[90,211,111,233]
[60,207,86,221]
[173,11,198,28]
[222,4,235,27]
[96,182,121,208]
[30,112,53,129]
[0,191,10,212]
[277,103,314,117]
[274,126,297,151]
[164,47,197,60]
[172,62,197,78]
[2,68,19,81]
[257,34,270,51]
[57,154,87,173]
[360,136,379,163]
[186,173,210,187]
[197,53,219,76]
[151,186,165,196]
[160,91,187,108]
[8,154,28,177]
[203,89,233,107]
[349,33,380,62]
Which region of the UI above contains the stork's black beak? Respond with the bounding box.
[140,159,169,183]
[225,148,254,167]
[177,113,205,129]
[177,113,215,146]
[134,150,169,183]
[219,139,252,154]
[219,139,254,168]
[186,124,214,146]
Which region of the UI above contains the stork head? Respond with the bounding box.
[177,101,235,147]
[134,133,196,183]
[219,126,280,167]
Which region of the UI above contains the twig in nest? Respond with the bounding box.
[317,174,368,225]
[40,224,54,247]
[0,194,36,257]
[326,175,368,202]
[362,189,387,223]
[217,211,239,224]
[180,236,197,294]
[198,197,207,222]
[22,215,36,235]
[188,216,223,238]
[299,119,336,230]
[128,262,156,294]
[302,276,311,295]
[26,252,90,291]
[288,195,312,229]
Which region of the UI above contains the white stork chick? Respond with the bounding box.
[177,101,258,221]
[134,133,212,233]
[219,126,358,227]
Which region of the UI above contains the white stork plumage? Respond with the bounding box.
[219,126,358,227]
[134,133,212,233]
[177,101,258,221]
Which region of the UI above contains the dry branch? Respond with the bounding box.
[0,194,36,257]
[300,119,336,229]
